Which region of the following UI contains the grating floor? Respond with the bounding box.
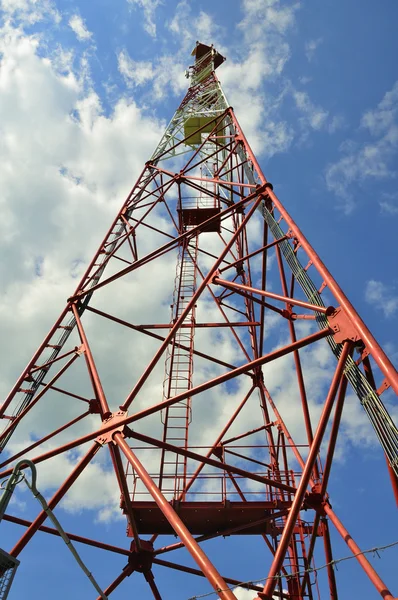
[0,548,19,600]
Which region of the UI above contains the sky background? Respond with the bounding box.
[0,0,397,599]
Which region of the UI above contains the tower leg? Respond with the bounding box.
[260,341,352,599]
[324,505,396,600]
[322,518,338,600]
[115,433,238,600]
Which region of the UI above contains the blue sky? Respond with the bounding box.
[0,1,397,599]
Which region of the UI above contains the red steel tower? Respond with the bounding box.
[0,43,397,600]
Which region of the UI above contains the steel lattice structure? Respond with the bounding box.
[0,43,397,600]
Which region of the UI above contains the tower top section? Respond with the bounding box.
[186,42,225,85]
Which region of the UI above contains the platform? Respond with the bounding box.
[180,206,221,232]
[123,500,296,536]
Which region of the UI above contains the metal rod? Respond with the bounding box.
[260,341,352,599]
[10,443,99,557]
[115,433,238,600]
[71,304,111,419]
[0,328,332,481]
[126,428,295,493]
[3,513,130,556]
[120,191,266,411]
[324,504,395,600]
[229,107,398,395]
[213,277,333,315]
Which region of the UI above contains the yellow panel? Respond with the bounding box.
[184,116,221,146]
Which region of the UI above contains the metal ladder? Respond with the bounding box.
[159,237,198,499]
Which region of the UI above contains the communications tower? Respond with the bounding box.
[0,43,397,600]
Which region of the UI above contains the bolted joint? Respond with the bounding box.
[328,308,361,344]
[212,443,224,460]
[174,172,184,183]
[96,410,128,446]
[377,378,390,395]
[211,269,221,284]
[89,398,101,414]
[235,261,245,276]
[251,366,264,386]
[260,183,273,210]
[128,539,154,573]
[320,497,333,517]
[282,308,295,320]
[303,483,324,512]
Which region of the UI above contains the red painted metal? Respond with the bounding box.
[152,557,266,595]
[321,519,338,600]
[71,304,111,419]
[0,410,90,470]
[97,568,132,599]
[115,433,237,600]
[0,41,396,600]
[230,107,398,394]
[213,276,334,315]
[324,505,396,600]
[3,514,130,556]
[10,444,99,557]
[260,341,352,599]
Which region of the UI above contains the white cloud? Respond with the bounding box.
[218,1,298,156]
[0,16,299,523]
[123,0,331,160]
[234,588,257,600]
[261,119,294,156]
[326,80,398,212]
[68,14,92,42]
[167,0,223,51]
[234,587,285,600]
[0,20,171,517]
[238,0,299,39]
[361,81,398,136]
[328,114,345,133]
[127,0,162,38]
[0,0,381,539]
[305,37,322,61]
[379,192,398,215]
[365,280,398,318]
[0,0,60,24]
[118,50,155,87]
[0,11,392,600]
[117,48,186,100]
[293,89,329,130]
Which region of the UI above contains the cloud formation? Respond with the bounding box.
[365,280,398,318]
[68,14,92,41]
[326,80,398,213]
[127,0,162,38]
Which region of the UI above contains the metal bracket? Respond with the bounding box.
[377,378,390,396]
[89,399,102,415]
[96,410,128,446]
[328,308,361,344]
[128,539,154,573]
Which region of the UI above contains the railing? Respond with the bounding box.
[126,460,299,504]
